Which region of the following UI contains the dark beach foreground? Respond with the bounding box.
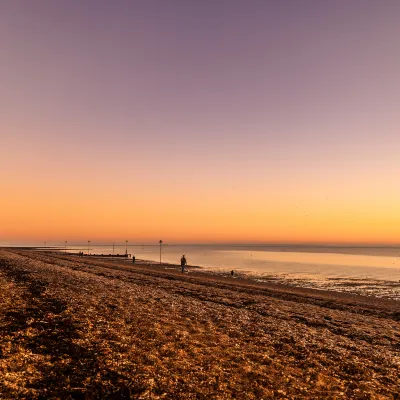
[0,249,399,399]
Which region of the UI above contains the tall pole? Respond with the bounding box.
[113,241,115,257]
[159,240,163,264]
[65,241,67,253]
[88,240,90,256]
[125,240,128,256]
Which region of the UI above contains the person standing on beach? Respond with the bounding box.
[181,255,187,273]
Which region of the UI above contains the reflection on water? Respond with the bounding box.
[68,244,400,300]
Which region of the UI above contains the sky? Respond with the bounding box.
[1,0,400,245]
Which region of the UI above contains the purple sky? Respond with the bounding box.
[1,1,400,243]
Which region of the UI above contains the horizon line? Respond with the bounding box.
[2,242,400,248]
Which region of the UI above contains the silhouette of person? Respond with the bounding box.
[181,255,187,273]
[132,255,136,264]
[231,270,234,276]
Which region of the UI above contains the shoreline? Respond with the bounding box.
[62,252,400,302]
[5,243,400,258]
[34,248,400,317]
[10,247,400,301]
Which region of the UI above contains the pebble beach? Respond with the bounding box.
[0,248,399,399]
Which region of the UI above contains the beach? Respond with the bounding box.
[59,244,400,301]
[0,248,399,399]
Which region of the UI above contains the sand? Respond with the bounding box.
[0,248,399,399]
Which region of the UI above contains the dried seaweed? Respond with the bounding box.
[0,249,399,399]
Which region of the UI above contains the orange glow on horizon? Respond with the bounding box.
[2,180,400,245]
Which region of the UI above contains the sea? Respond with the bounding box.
[56,244,400,301]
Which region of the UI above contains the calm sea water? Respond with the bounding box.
[62,244,400,300]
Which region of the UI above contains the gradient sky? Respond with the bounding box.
[1,1,400,245]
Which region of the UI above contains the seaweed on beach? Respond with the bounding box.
[0,249,399,399]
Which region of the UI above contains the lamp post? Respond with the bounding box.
[159,240,163,264]
[125,240,128,256]
[88,240,90,256]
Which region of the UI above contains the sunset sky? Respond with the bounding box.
[1,1,400,245]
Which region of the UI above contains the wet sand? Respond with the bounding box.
[0,248,399,399]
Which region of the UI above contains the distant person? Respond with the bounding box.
[181,255,187,273]
[132,255,135,264]
[231,270,234,277]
